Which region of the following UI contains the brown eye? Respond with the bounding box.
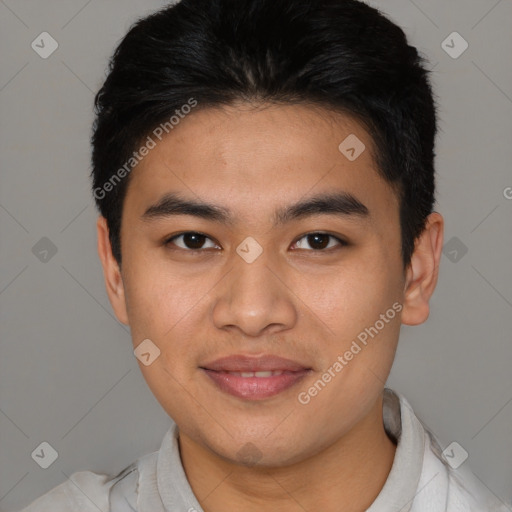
[292,233,346,251]
[165,232,218,251]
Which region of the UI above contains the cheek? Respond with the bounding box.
[305,261,398,334]
[124,266,203,414]
[122,255,202,340]
[303,254,402,377]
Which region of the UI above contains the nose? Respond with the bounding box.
[211,248,298,338]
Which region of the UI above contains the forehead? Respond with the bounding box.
[123,102,398,225]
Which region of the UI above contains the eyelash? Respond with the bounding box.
[163,231,348,253]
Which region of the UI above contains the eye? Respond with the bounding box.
[291,232,347,251]
[164,232,219,251]
[163,231,347,253]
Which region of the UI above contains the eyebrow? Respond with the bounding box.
[141,191,370,226]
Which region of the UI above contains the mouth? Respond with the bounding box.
[200,354,312,401]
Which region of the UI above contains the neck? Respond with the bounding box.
[178,393,397,512]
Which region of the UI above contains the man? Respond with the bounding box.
[15,0,510,510]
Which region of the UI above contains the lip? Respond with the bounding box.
[201,354,310,372]
[200,355,312,401]
[201,369,311,400]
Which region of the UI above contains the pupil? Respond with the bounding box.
[185,233,205,249]
[308,234,328,249]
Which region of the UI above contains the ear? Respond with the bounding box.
[96,217,129,325]
[401,212,444,326]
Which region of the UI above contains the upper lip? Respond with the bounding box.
[201,355,311,372]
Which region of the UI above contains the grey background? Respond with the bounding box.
[0,0,511,510]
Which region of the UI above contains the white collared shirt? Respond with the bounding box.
[14,388,511,511]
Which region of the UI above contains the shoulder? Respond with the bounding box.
[14,454,158,512]
[445,461,512,512]
[390,390,511,512]
[14,470,117,512]
[418,429,511,512]
[13,432,167,512]
[14,460,148,512]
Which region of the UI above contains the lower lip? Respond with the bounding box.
[201,369,310,400]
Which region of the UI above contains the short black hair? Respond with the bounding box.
[91,0,439,268]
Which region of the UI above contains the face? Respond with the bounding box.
[98,102,439,467]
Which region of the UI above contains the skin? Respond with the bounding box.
[97,102,444,512]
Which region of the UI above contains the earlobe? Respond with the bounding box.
[96,217,129,325]
[401,212,444,326]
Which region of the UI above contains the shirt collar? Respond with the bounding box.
[366,388,426,511]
